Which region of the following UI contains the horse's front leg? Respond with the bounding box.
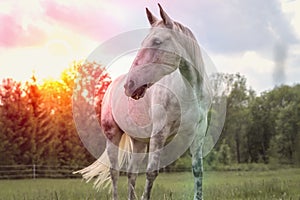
[103,120,123,200]
[107,135,122,200]
[127,139,147,200]
[141,133,166,200]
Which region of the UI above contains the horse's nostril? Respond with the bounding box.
[128,80,134,90]
[125,80,135,90]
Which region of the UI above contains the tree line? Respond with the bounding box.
[202,73,300,170]
[0,62,299,173]
[0,62,110,168]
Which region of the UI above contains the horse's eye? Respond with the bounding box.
[153,38,162,46]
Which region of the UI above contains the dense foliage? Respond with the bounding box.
[0,61,111,168]
[0,63,299,171]
[203,73,300,170]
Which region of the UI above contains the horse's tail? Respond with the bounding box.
[74,133,132,191]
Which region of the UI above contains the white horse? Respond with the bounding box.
[77,4,212,200]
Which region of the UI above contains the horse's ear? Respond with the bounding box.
[146,8,158,26]
[158,3,173,29]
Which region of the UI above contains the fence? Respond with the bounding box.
[0,165,84,179]
[0,165,192,179]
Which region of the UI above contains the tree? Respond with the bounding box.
[72,61,111,159]
[0,78,32,164]
[248,94,274,163]
[266,85,300,164]
[0,60,111,168]
[214,73,254,164]
[25,75,54,165]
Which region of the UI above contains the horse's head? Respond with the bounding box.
[124,4,190,100]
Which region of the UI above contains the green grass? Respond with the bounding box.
[0,168,299,200]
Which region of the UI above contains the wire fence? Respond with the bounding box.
[0,165,84,179]
[0,164,192,179]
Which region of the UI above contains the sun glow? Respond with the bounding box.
[0,36,91,83]
[45,39,72,56]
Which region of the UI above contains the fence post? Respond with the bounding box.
[33,164,36,179]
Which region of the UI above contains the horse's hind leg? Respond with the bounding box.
[127,139,147,200]
[102,119,123,200]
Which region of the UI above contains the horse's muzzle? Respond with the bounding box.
[124,80,152,100]
[124,80,135,97]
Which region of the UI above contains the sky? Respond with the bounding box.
[0,0,299,93]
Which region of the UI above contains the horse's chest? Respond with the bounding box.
[112,87,184,140]
[110,74,201,141]
[111,88,153,139]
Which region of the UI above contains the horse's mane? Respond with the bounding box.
[167,21,202,70]
[173,22,197,41]
[153,20,212,106]
[171,20,213,109]
[156,20,197,41]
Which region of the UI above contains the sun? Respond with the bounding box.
[45,39,72,57]
[30,39,74,81]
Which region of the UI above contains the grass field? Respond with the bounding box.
[0,168,299,200]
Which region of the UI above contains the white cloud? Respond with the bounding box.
[0,2,14,14]
[0,0,299,93]
[281,0,300,36]
[211,51,275,92]
[278,0,300,87]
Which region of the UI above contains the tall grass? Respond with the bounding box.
[0,168,299,200]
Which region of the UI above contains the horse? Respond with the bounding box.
[76,4,213,200]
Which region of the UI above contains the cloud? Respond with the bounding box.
[101,0,299,54]
[132,0,298,54]
[41,0,123,42]
[1,0,298,53]
[202,0,297,53]
[0,13,46,47]
[212,50,275,92]
[0,14,22,47]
